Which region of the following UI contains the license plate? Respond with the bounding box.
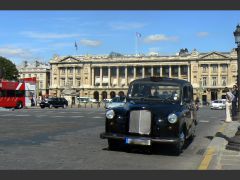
[125,138,151,146]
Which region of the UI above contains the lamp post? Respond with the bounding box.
[234,24,240,112]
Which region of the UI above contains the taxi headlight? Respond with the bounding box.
[168,113,178,124]
[106,109,115,119]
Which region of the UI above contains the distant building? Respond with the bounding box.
[49,49,238,104]
[18,61,50,98]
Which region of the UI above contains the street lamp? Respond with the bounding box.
[233,24,240,112]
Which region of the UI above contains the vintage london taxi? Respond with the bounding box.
[100,77,198,155]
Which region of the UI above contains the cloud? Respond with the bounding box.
[144,34,178,43]
[197,32,209,37]
[80,39,102,47]
[110,22,146,30]
[0,47,33,59]
[21,31,81,39]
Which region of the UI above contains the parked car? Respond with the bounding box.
[210,99,226,110]
[40,97,68,109]
[100,77,198,155]
[105,96,126,109]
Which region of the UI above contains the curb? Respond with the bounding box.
[198,120,240,170]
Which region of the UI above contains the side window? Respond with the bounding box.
[183,86,189,99]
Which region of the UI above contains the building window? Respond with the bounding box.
[40,74,43,78]
[28,74,31,77]
[202,65,207,73]
[39,81,43,89]
[69,67,73,74]
[77,68,81,74]
[212,77,217,86]
[61,68,65,74]
[222,77,227,86]
[68,78,73,86]
[181,66,188,76]
[212,65,217,73]
[76,78,81,86]
[222,64,227,72]
[60,78,65,86]
[202,77,207,86]
[23,74,25,78]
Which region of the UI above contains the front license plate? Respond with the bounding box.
[125,138,151,146]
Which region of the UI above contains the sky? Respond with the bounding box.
[1,10,240,65]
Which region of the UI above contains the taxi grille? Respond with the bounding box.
[129,110,151,135]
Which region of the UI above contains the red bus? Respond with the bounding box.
[0,77,36,109]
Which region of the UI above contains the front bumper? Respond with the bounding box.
[100,132,179,145]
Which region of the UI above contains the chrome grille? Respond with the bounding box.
[129,110,151,135]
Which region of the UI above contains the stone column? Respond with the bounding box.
[65,67,68,86]
[73,67,76,87]
[100,66,103,86]
[188,65,190,82]
[134,66,136,79]
[169,66,172,78]
[178,65,181,79]
[218,64,221,86]
[142,66,145,78]
[125,66,128,86]
[116,66,119,86]
[91,67,94,86]
[108,66,111,87]
[151,66,154,76]
[160,66,162,77]
[57,67,60,87]
[208,64,211,87]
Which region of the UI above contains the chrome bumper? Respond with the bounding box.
[100,132,179,144]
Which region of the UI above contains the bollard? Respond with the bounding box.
[91,104,93,108]
[85,103,86,108]
[78,104,80,108]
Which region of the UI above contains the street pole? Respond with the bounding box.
[237,46,240,112]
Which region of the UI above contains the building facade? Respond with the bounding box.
[18,61,50,98]
[49,49,238,104]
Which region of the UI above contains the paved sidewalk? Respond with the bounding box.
[198,119,240,170]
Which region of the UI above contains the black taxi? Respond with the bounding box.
[100,77,198,155]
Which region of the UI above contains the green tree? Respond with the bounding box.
[0,56,19,80]
[108,51,123,58]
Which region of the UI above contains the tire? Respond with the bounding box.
[63,104,67,109]
[16,101,23,109]
[174,131,185,156]
[40,106,45,109]
[108,139,123,151]
[49,104,53,109]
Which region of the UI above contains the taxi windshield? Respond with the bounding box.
[128,82,181,102]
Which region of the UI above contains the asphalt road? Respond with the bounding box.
[0,106,225,169]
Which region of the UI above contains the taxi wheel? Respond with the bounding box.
[108,139,122,151]
[49,104,53,109]
[174,131,185,155]
[63,104,67,109]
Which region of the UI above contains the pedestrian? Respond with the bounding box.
[225,87,234,123]
[231,85,238,117]
[195,97,200,110]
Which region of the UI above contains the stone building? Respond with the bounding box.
[49,49,238,104]
[18,61,50,98]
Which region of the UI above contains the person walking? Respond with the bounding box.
[231,85,238,117]
[225,87,234,123]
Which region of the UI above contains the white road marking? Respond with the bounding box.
[70,116,84,118]
[52,116,65,118]
[0,114,13,116]
[15,115,31,117]
[199,120,209,123]
[92,116,103,119]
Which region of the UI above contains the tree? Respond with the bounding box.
[0,56,19,80]
[108,51,123,58]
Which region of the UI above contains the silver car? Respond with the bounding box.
[105,96,126,109]
[210,99,226,110]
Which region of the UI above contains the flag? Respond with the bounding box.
[136,32,142,38]
[74,41,78,51]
